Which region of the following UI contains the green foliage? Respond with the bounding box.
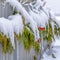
[54,25,58,36]
[22,25,40,53]
[52,53,56,58]
[13,9,18,15]
[22,26,35,51]
[14,33,22,42]
[0,33,13,53]
[58,28,60,35]
[33,42,40,53]
[40,20,54,43]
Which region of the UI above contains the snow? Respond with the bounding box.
[53,40,60,46]
[43,36,60,60]
[52,37,60,46]
[55,16,60,26]
[43,46,60,60]
[6,0,59,42]
[22,0,49,27]
[6,0,40,41]
[42,15,60,60]
[0,17,15,48]
[31,0,45,7]
[0,14,24,49]
[0,0,60,60]
[49,10,56,20]
[28,8,49,27]
[45,0,60,14]
[52,16,60,46]
[8,14,24,35]
[56,16,60,20]
[6,0,60,42]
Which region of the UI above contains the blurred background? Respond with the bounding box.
[45,0,60,15]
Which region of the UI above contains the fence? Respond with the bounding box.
[0,1,36,60]
[0,2,13,18]
[0,1,50,60]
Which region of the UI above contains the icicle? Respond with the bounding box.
[8,14,24,35]
[28,9,49,28]
[0,17,15,49]
[6,0,40,41]
[49,10,56,20]
[32,0,44,7]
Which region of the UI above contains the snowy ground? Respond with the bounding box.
[43,46,60,60]
[42,38,60,60]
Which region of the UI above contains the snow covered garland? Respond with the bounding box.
[0,0,40,53]
[0,0,60,54]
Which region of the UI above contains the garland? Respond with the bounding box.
[0,33,13,53]
[38,18,60,43]
[22,24,40,53]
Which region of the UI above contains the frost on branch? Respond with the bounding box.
[0,14,24,49]
[6,0,40,41]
